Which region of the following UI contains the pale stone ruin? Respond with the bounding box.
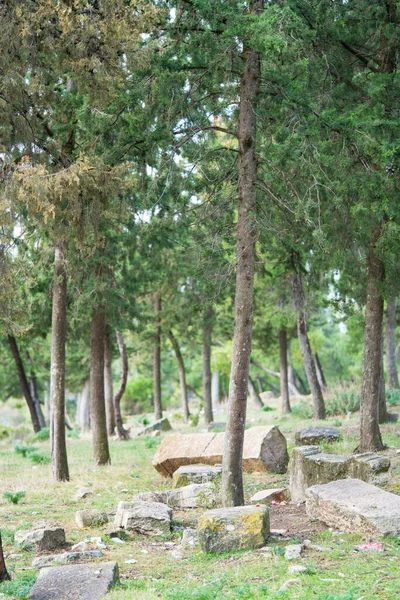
[295,426,340,445]
[172,464,222,487]
[15,527,66,552]
[152,426,289,477]
[136,417,172,437]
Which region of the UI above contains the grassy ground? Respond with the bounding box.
[0,404,399,600]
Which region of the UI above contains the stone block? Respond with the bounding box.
[15,527,65,551]
[295,427,340,446]
[119,501,172,536]
[250,488,288,505]
[197,505,269,553]
[136,418,172,436]
[173,464,222,488]
[169,483,218,509]
[153,426,289,477]
[305,479,400,535]
[32,551,103,569]
[29,562,118,600]
[75,510,108,528]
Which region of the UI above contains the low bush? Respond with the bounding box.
[386,389,400,406]
[326,386,360,415]
[291,400,313,419]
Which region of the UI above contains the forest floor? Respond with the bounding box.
[0,403,400,600]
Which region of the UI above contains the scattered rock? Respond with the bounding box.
[71,542,88,552]
[136,418,172,437]
[169,549,183,560]
[197,505,269,553]
[125,559,137,564]
[207,422,226,431]
[15,527,66,551]
[76,489,93,500]
[32,551,103,569]
[172,464,222,488]
[75,510,108,528]
[305,478,400,535]
[284,544,303,560]
[28,562,119,600]
[181,529,199,547]
[151,430,161,437]
[295,427,340,446]
[278,579,300,592]
[153,426,289,477]
[170,483,218,509]
[117,502,172,536]
[288,565,307,574]
[6,554,23,560]
[250,488,288,505]
[289,446,390,502]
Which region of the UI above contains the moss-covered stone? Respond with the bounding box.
[172,465,222,488]
[197,506,269,553]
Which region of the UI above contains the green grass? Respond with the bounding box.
[0,405,399,599]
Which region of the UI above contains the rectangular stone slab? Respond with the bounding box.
[29,562,119,600]
[152,426,288,477]
[305,479,400,536]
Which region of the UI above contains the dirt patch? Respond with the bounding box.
[269,502,326,539]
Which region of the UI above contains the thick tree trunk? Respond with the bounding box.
[203,307,214,425]
[386,297,399,389]
[292,273,326,420]
[153,293,163,420]
[211,370,220,409]
[8,336,41,433]
[90,306,111,464]
[279,327,291,414]
[50,243,69,481]
[104,331,115,436]
[113,330,129,440]
[77,377,90,433]
[168,330,190,422]
[0,532,10,582]
[359,229,385,452]
[248,375,263,408]
[222,0,264,508]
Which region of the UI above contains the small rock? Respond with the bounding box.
[151,430,161,437]
[278,579,300,592]
[250,488,288,505]
[309,544,330,552]
[136,417,172,437]
[15,527,66,551]
[172,465,222,488]
[295,427,340,446]
[76,489,93,500]
[75,509,108,528]
[110,537,125,545]
[170,549,183,560]
[32,551,103,568]
[118,502,172,536]
[71,542,88,552]
[284,544,303,560]
[6,554,23,560]
[288,565,307,574]
[181,529,199,547]
[302,539,312,547]
[125,559,137,564]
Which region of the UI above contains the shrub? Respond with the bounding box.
[189,413,200,427]
[262,405,274,412]
[32,427,50,441]
[28,451,50,465]
[3,491,26,505]
[14,445,37,458]
[386,389,400,406]
[291,400,313,419]
[67,429,80,439]
[326,386,360,416]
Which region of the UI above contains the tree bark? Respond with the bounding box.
[211,370,220,409]
[359,229,385,452]
[77,377,90,433]
[222,0,264,508]
[203,307,214,425]
[379,314,389,423]
[279,327,291,414]
[314,352,327,390]
[50,243,69,481]
[248,375,263,408]
[26,351,46,428]
[153,293,163,420]
[8,336,41,433]
[90,306,111,464]
[0,532,10,582]
[113,330,129,440]
[386,297,399,389]
[168,330,190,422]
[292,273,326,420]
[104,331,115,436]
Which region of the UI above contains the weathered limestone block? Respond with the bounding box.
[295,427,340,446]
[118,502,172,536]
[305,479,400,535]
[136,418,172,437]
[173,464,222,488]
[207,422,226,431]
[75,509,108,528]
[15,527,65,551]
[153,426,289,477]
[289,446,391,502]
[198,505,269,553]
[250,488,288,505]
[181,529,199,547]
[32,551,103,569]
[169,483,218,509]
[29,562,119,600]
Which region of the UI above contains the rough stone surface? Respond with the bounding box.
[136,418,172,437]
[118,502,172,536]
[284,544,303,560]
[305,479,400,536]
[207,422,226,431]
[295,427,340,446]
[32,551,103,569]
[75,509,108,528]
[197,505,269,553]
[153,426,289,477]
[170,483,218,509]
[181,529,200,547]
[289,446,390,502]
[29,562,118,600]
[173,464,222,488]
[76,489,93,500]
[250,488,288,505]
[15,528,65,551]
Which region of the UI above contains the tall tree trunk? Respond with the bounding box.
[153,293,163,420]
[104,331,115,436]
[211,370,220,410]
[314,353,327,390]
[359,229,385,452]
[168,330,190,422]
[50,243,69,481]
[292,273,326,420]
[222,0,264,508]
[386,297,399,389]
[279,327,291,415]
[248,375,263,408]
[77,377,91,432]
[255,374,263,393]
[379,314,389,423]
[8,336,41,433]
[90,306,111,464]
[203,307,214,425]
[0,532,10,582]
[26,351,46,428]
[113,330,129,440]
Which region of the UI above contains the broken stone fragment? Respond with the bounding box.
[117,501,172,536]
[136,417,172,437]
[197,505,269,553]
[75,510,109,528]
[295,427,340,446]
[250,488,288,505]
[172,464,222,488]
[129,483,218,509]
[32,550,103,569]
[181,529,199,547]
[284,544,303,560]
[15,527,66,551]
